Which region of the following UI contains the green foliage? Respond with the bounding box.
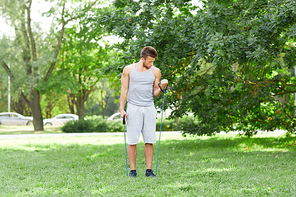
[156,119,176,131]
[156,116,199,132]
[90,116,123,132]
[61,119,95,133]
[92,0,296,136]
[49,19,118,118]
[61,115,124,133]
[107,120,124,132]
[176,116,201,135]
[84,115,109,132]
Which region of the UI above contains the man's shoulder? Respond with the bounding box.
[152,66,160,70]
[152,66,161,75]
[123,64,134,74]
[125,64,134,69]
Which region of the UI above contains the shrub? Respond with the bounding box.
[61,115,199,133]
[61,115,124,133]
[107,121,124,132]
[88,115,123,132]
[90,116,109,132]
[156,119,176,131]
[156,116,199,132]
[61,119,95,133]
[176,116,200,135]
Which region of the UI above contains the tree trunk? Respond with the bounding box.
[45,100,53,118]
[175,117,179,126]
[175,93,182,127]
[67,93,76,114]
[103,96,109,119]
[31,89,43,131]
[101,89,105,118]
[12,97,31,116]
[77,93,85,119]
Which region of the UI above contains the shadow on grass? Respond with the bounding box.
[163,135,296,150]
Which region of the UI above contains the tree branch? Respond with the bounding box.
[26,0,37,62]
[44,2,66,82]
[44,0,98,82]
[20,11,32,75]
[178,65,214,92]
[279,103,295,123]
[0,60,31,107]
[0,60,14,79]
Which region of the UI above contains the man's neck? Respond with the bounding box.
[136,60,149,72]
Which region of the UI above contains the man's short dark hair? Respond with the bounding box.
[141,46,158,59]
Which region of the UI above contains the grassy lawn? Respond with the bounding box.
[0,133,295,196]
[0,125,62,135]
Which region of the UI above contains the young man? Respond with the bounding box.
[120,46,168,177]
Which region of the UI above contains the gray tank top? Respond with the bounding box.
[128,63,155,107]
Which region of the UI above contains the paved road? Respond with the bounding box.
[0,131,182,139]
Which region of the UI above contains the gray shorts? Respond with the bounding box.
[126,103,157,145]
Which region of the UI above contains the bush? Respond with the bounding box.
[61,119,95,133]
[176,116,200,135]
[89,116,109,132]
[156,116,199,132]
[107,121,124,132]
[156,119,176,131]
[61,115,124,133]
[88,116,123,132]
[61,115,198,133]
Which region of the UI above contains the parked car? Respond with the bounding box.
[43,114,79,126]
[107,112,122,121]
[0,112,33,126]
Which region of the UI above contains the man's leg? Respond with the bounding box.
[142,106,157,176]
[145,143,156,177]
[144,143,153,169]
[126,103,142,177]
[128,144,137,170]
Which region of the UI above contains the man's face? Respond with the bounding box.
[142,56,155,69]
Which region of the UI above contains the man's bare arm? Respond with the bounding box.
[153,67,168,97]
[120,66,131,118]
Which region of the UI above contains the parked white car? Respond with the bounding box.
[107,112,122,121]
[0,112,33,126]
[43,114,79,126]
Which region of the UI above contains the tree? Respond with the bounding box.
[84,77,120,117]
[59,24,116,119]
[0,0,98,130]
[39,15,118,119]
[93,0,296,136]
[60,22,109,119]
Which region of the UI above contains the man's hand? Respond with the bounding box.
[160,79,168,90]
[120,110,128,118]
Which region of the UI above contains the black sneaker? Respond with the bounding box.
[146,169,156,177]
[129,170,137,178]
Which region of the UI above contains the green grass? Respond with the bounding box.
[0,125,62,135]
[0,133,295,196]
